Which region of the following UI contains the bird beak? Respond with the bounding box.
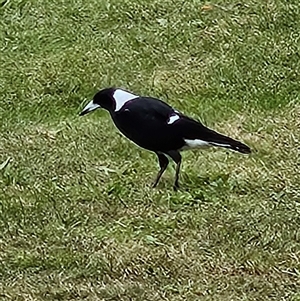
[80,100,101,116]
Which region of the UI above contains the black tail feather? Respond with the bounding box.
[213,140,251,154]
[230,140,251,154]
[209,135,251,154]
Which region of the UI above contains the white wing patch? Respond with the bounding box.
[167,113,180,124]
[113,89,139,112]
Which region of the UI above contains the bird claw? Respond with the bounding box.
[152,180,159,188]
[173,183,179,191]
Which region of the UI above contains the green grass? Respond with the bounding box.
[0,0,300,300]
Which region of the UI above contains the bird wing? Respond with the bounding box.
[173,114,223,141]
[112,97,185,151]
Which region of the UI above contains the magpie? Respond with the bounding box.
[80,88,251,190]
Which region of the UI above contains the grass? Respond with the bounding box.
[0,0,299,300]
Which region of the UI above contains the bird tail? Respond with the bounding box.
[209,136,251,154]
[178,115,251,154]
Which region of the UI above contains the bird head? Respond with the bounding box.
[80,87,139,116]
[80,87,116,116]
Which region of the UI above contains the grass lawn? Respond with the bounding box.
[0,0,299,300]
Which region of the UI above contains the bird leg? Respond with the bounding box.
[174,160,181,191]
[166,150,182,191]
[152,153,169,188]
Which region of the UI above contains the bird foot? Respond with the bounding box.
[151,181,158,188]
[173,183,179,191]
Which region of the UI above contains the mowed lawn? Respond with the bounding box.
[0,0,299,300]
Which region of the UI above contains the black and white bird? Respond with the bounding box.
[80,88,251,190]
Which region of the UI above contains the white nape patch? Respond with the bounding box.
[113,89,139,112]
[181,139,211,151]
[167,113,180,124]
